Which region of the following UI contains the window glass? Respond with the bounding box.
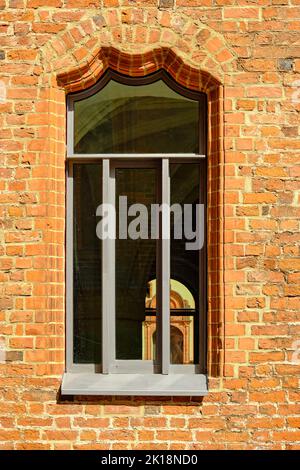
[74,80,199,154]
[69,70,207,384]
[170,163,200,364]
[115,168,157,360]
[145,279,195,364]
[73,164,102,363]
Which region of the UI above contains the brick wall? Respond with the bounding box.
[0,0,300,450]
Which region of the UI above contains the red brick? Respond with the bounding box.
[0,0,299,452]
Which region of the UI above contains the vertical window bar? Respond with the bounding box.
[156,169,162,371]
[199,159,207,373]
[161,158,170,374]
[67,98,74,156]
[198,94,207,156]
[102,159,115,373]
[66,162,74,370]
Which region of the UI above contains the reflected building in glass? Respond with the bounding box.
[143,279,195,364]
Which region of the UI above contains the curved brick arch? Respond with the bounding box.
[40,10,236,92]
[56,46,220,94]
[41,10,229,378]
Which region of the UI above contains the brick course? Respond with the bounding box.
[0,0,299,450]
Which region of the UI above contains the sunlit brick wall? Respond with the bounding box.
[0,0,299,450]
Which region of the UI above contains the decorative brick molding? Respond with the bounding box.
[56,46,220,94]
[42,10,235,88]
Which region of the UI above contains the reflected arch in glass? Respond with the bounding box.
[144,279,196,365]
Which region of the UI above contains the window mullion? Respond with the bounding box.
[67,98,74,156]
[161,158,170,374]
[102,159,115,373]
[199,159,207,373]
[66,162,74,371]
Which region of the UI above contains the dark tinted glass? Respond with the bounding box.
[73,164,102,363]
[115,168,157,360]
[170,164,200,364]
[74,79,199,154]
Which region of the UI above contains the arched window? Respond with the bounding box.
[64,69,207,396]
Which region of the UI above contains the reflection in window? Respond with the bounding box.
[143,279,195,364]
[73,164,102,363]
[116,168,157,360]
[74,79,199,154]
[170,163,200,364]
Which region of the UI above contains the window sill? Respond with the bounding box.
[61,372,208,396]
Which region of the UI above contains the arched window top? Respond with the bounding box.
[146,279,196,310]
[68,69,206,155]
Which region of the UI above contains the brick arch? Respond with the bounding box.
[41,10,235,89]
[56,46,221,95]
[41,11,228,379]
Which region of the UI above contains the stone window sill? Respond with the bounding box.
[61,372,208,396]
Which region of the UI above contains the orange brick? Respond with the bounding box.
[0,1,299,452]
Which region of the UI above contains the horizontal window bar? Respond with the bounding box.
[68,364,202,374]
[145,308,197,316]
[109,360,158,374]
[67,153,206,160]
[69,364,99,373]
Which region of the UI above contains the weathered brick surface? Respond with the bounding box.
[0,1,300,450]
